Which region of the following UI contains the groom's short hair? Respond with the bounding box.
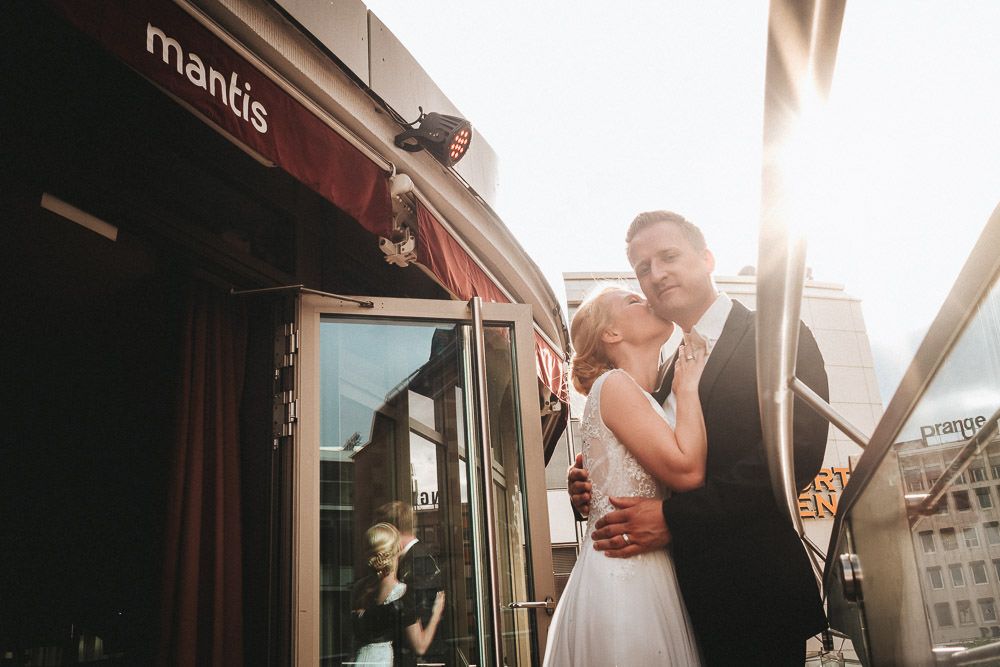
[626,210,707,251]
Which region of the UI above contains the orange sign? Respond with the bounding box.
[798,467,851,518]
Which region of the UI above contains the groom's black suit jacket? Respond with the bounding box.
[655,300,829,656]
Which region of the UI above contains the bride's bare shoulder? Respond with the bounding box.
[599,370,646,417]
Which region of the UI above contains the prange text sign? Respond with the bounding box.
[798,467,851,519]
[920,415,988,445]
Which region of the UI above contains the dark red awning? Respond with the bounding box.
[415,203,568,404]
[51,0,566,406]
[51,0,391,236]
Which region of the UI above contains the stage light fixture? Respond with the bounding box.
[394,109,472,167]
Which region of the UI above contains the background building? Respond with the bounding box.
[898,432,1000,644]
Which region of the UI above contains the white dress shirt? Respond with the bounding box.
[660,292,734,422]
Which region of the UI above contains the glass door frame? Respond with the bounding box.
[291,293,556,666]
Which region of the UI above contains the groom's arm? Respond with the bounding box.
[662,322,829,535]
[568,453,591,520]
[593,323,828,556]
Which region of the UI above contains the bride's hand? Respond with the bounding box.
[672,331,708,395]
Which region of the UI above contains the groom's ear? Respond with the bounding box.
[703,248,716,273]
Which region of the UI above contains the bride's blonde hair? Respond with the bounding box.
[365,522,400,578]
[569,285,629,395]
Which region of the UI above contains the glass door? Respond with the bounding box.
[292,295,554,666]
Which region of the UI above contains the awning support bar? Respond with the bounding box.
[230,285,374,308]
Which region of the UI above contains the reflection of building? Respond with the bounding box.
[546,271,882,587]
[898,432,1000,645]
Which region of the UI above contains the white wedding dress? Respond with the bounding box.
[543,369,701,667]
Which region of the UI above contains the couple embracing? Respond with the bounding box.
[543,211,830,666]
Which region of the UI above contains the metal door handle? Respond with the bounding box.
[506,596,555,615]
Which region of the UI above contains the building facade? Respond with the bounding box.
[1,2,568,665]
[898,431,1000,644]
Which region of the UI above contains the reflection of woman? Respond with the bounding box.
[352,522,445,666]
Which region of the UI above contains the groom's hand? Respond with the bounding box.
[591,497,670,557]
[568,453,591,518]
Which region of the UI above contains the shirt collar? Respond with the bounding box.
[691,292,733,345]
[400,537,418,556]
[657,292,732,364]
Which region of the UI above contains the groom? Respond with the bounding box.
[569,210,829,666]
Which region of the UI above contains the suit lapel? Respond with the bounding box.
[653,301,754,407]
[698,300,752,406]
[652,352,677,405]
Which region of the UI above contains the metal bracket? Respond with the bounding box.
[838,553,863,603]
[540,399,562,416]
[378,226,417,267]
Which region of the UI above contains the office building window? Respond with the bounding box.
[973,561,989,585]
[956,472,968,485]
[954,490,973,512]
[965,526,981,548]
[993,559,1000,582]
[942,528,959,550]
[919,530,936,554]
[972,467,988,482]
[927,467,942,487]
[904,470,925,492]
[986,522,1000,546]
[935,496,950,514]
[958,600,975,625]
[977,487,994,509]
[980,598,998,623]
[991,464,1000,480]
[928,566,944,590]
[935,602,954,627]
[951,564,967,587]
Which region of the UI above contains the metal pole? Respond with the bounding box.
[790,377,869,449]
[469,297,504,667]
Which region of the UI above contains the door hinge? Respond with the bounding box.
[273,322,298,443]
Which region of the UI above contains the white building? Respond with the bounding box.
[898,432,1000,644]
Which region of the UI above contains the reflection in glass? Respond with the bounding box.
[892,275,1000,650]
[483,326,536,667]
[319,319,483,666]
[315,319,540,666]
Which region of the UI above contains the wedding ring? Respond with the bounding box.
[622,532,631,545]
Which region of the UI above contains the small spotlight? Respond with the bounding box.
[394,109,472,167]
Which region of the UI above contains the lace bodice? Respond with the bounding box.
[581,370,669,532]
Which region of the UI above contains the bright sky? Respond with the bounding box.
[364,1,1000,402]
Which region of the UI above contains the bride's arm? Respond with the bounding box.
[600,367,706,492]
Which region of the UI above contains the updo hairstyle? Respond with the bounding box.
[365,522,400,577]
[569,285,628,395]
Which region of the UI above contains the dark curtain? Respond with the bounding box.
[158,283,247,666]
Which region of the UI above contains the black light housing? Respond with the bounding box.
[394,110,472,167]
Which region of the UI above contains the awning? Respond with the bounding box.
[51,0,567,412]
[415,202,568,406]
[50,0,391,236]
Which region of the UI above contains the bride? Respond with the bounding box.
[543,287,706,666]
